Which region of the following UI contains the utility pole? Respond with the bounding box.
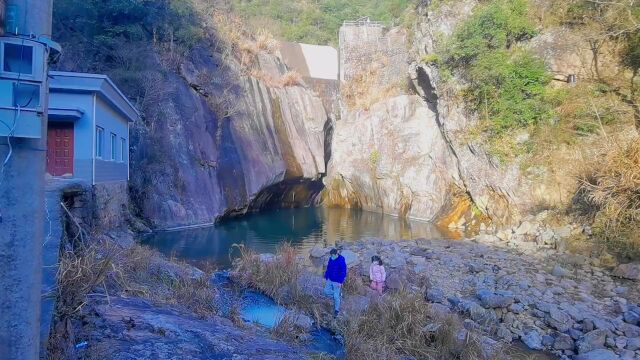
[0,1,58,358]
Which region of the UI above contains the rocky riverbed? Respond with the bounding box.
[303,228,640,360]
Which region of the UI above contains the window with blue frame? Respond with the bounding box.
[95,126,104,158]
[120,138,127,162]
[110,133,117,160]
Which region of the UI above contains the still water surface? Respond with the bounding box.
[141,207,458,268]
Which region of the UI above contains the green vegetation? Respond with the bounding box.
[465,50,552,133]
[230,0,413,45]
[368,150,381,167]
[52,0,206,105]
[441,0,553,137]
[53,0,202,67]
[445,0,536,67]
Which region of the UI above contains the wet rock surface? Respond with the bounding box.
[79,297,311,360]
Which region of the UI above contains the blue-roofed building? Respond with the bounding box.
[46,71,139,184]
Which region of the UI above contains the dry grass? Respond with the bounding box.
[208,10,280,73]
[249,69,303,88]
[249,68,280,87]
[228,300,245,327]
[55,237,217,318]
[341,62,404,111]
[55,244,114,317]
[342,268,364,296]
[577,138,640,259]
[211,10,249,51]
[233,244,333,324]
[50,238,217,359]
[270,312,309,343]
[281,70,303,87]
[309,353,337,360]
[256,28,278,53]
[232,243,303,300]
[104,243,218,317]
[341,291,501,360]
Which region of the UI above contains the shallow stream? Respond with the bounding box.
[212,272,345,358]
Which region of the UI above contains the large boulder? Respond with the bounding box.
[387,253,408,268]
[522,330,543,350]
[386,272,405,290]
[626,337,640,351]
[613,263,640,280]
[284,311,314,331]
[515,221,537,236]
[476,289,514,309]
[576,329,608,354]
[554,333,574,350]
[624,310,640,325]
[88,296,309,359]
[551,265,570,278]
[340,250,359,266]
[426,288,445,303]
[132,47,329,229]
[546,307,573,332]
[618,323,640,338]
[573,349,619,360]
[309,246,327,258]
[323,95,459,220]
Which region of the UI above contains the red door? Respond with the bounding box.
[47,123,74,177]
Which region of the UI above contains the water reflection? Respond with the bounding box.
[141,207,460,268]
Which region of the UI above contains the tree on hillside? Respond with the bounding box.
[440,0,552,137]
[230,0,413,45]
[560,0,640,129]
[621,21,640,128]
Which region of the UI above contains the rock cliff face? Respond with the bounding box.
[410,0,534,225]
[325,0,544,225]
[323,95,458,221]
[130,46,329,229]
[411,0,600,224]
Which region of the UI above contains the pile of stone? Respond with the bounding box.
[308,235,640,360]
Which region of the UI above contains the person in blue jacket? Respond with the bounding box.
[324,248,347,316]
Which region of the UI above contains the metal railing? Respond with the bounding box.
[342,17,384,27]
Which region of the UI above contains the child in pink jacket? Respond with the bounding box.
[369,255,386,295]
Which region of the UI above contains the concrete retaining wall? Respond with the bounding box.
[92,181,129,232]
[41,179,129,356]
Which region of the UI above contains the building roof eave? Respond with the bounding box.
[48,71,141,123]
[48,107,84,121]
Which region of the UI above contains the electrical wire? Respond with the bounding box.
[0,38,28,223]
[0,106,20,189]
[43,190,52,246]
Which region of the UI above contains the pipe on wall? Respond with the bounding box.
[0,0,5,35]
[4,0,52,37]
